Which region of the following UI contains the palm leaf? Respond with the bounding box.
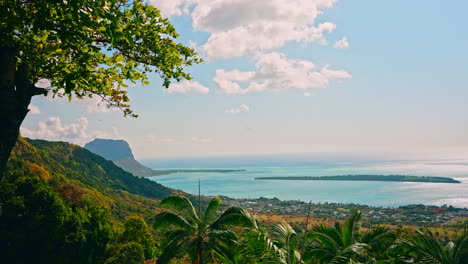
[157,230,190,264]
[342,210,361,247]
[160,195,199,222]
[153,211,194,231]
[308,225,343,251]
[398,228,450,264]
[212,207,257,229]
[203,196,222,224]
[451,226,468,264]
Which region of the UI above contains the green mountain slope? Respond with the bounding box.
[10,137,175,200]
[2,137,178,263]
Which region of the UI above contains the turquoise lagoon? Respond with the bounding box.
[144,156,468,208]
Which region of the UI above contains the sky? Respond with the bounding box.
[21,0,468,159]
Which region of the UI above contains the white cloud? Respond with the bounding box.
[166,80,210,94]
[35,78,51,88]
[304,92,313,97]
[71,96,114,113]
[20,117,120,146]
[28,104,40,114]
[334,37,350,49]
[42,88,117,114]
[150,0,193,17]
[191,136,212,143]
[152,0,339,59]
[225,104,250,114]
[214,52,351,94]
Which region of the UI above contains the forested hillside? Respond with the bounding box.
[0,137,176,263]
[12,137,175,199]
[1,138,467,264]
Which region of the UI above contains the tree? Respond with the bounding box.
[104,242,146,264]
[153,195,257,264]
[212,223,283,264]
[0,0,201,176]
[120,215,156,260]
[359,225,398,263]
[397,227,468,264]
[304,210,366,264]
[0,174,113,264]
[272,222,303,264]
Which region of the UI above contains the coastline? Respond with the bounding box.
[254,175,461,183]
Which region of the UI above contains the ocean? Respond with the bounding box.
[142,153,468,208]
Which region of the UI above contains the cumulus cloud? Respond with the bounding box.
[42,88,117,114]
[214,52,351,94]
[20,117,120,146]
[28,104,40,114]
[334,37,350,49]
[150,0,193,17]
[152,0,339,59]
[70,96,115,113]
[225,104,250,114]
[304,92,313,97]
[166,80,210,94]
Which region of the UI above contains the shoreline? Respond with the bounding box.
[254,174,461,183]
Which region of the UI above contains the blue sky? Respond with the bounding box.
[21,0,468,159]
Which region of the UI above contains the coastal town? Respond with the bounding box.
[224,196,468,227]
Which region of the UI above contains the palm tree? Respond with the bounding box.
[304,210,367,264]
[397,227,468,264]
[213,222,302,264]
[273,222,303,264]
[359,225,397,263]
[153,195,257,264]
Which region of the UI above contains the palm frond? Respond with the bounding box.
[153,211,194,231]
[342,210,362,247]
[203,196,222,224]
[212,207,257,229]
[156,230,190,264]
[397,228,449,264]
[451,225,468,264]
[308,225,343,251]
[160,195,199,222]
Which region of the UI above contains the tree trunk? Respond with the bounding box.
[0,46,46,177]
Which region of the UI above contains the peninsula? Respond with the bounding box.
[254,175,460,183]
[84,138,243,177]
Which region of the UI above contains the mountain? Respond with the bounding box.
[84,138,168,177]
[84,138,245,177]
[2,137,180,263]
[10,137,175,201]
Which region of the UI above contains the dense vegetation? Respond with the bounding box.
[255,175,461,183]
[1,138,467,263]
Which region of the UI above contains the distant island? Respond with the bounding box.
[84,138,243,177]
[254,175,461,183]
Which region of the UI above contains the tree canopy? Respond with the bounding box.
[0,0,201,116]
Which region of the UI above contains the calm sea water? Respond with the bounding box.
[143,154,468,208]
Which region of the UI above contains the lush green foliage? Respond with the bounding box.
[0,169,113,263]
[3,138,468,264]
[398,228,468,264]
[10,137,174,200]
[0,0,201,116]
[154,195,257,264]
